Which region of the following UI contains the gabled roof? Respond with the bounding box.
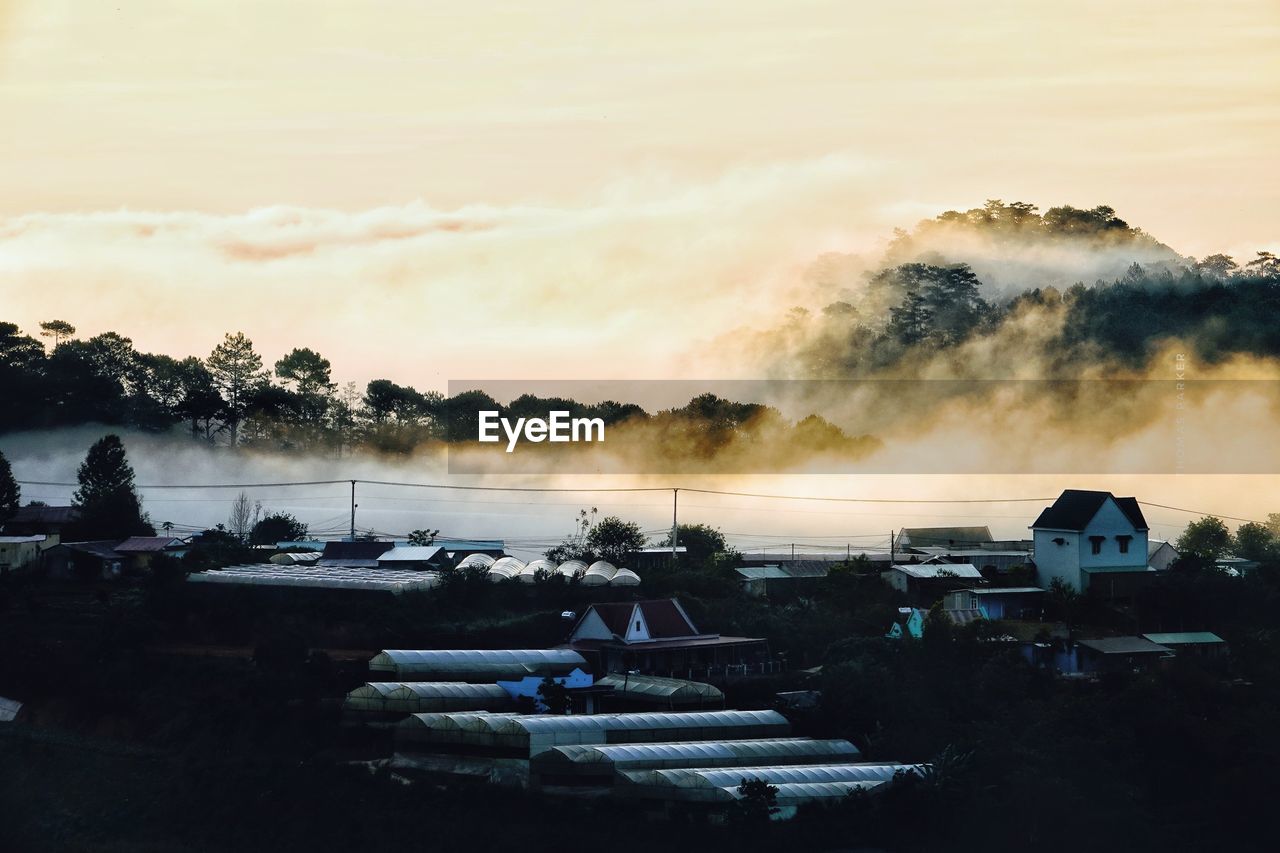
[60,540,123,560]
[7,505,79,525]
[1031,490,1148,532]
[899,526,993,547]
[114,536,184,553]
[573,599,702,641]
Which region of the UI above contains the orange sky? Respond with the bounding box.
[0,0,1277,383]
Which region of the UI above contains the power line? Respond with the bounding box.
[14,478,1263,524]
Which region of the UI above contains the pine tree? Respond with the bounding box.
[71,435,154,539]
[0,449,19,522]
[206,332,267,445]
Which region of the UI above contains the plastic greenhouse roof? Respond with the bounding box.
[188,565,439,594]
[722,780,884,803]
[352,682,512,701]
[499,710,785,736]
[632,763,924,789]
[536,738,858,766]
[370,649,587,677]
[594,674,724,702]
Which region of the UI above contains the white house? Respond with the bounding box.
[1031,490,1150,593]
[1147,540,1179,572]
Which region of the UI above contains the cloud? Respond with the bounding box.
[0,156,891,385]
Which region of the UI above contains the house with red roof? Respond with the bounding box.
[564,598,772,679]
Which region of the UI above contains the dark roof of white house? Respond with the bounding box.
[1032,490,1148,532]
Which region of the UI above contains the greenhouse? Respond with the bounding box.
[269,551,320,566]
[530,737,860,785]
[397,709,790,759]
[618,762,924,799]
[456,553,496,570]
[557,560,588,579]
[518,559,558,583]
[581,561,617,586]
[487,556,526,582]
[610,568,641,586]
[368,649,589,681]
[343,682,514,720]
[187,564,440,594]
[594,674,724,710]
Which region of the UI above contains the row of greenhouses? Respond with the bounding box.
[187,564,439,594]
[394,709,791,759]
[529,738,865,786]
[457,554,640,586]
[368,649,589,681]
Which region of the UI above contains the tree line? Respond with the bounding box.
[0,322,871,461]
[783,200,1280,376]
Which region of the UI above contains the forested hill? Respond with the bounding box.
[2,201,1277,454]
[751,201,1280,378]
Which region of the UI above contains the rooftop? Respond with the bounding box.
[1078,637,1172,656]
[1140,632,1226,646]
[891,563,983,579]
[1032,489,1148,532]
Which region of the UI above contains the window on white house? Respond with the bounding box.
[635,621,641,632]
[1089,536,1105,555]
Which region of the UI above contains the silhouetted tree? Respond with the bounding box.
[38,319,76,347]
[251,512,309,546]
[0,450,19,522]
[206,332,268,445]
[71,435,154,539]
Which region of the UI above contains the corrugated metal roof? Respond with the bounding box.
[967,586,1044,595]
[892,563,982,579]
[114,536,183,553]
[377,545,448,562]
[1078,637,1172,655]
[1140,632,1225,646]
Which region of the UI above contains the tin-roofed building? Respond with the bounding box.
[376,545,453,571]
[896,526,994,550]
[1141,632,1228,661]
[1077,636,1172,673]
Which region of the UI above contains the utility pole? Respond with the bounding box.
[791,542,795,562]
[671,488,679,567]
[350,480,357,541]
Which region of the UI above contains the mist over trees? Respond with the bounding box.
[764,200,1280,378]
[3,200,1276,462]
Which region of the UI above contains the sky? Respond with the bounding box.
[0,1,1277,386]
[1,2,1279,536]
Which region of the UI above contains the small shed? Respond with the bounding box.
[376,545,454,572]
[1077,637,1173,673]
[1141,632,1228,661]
